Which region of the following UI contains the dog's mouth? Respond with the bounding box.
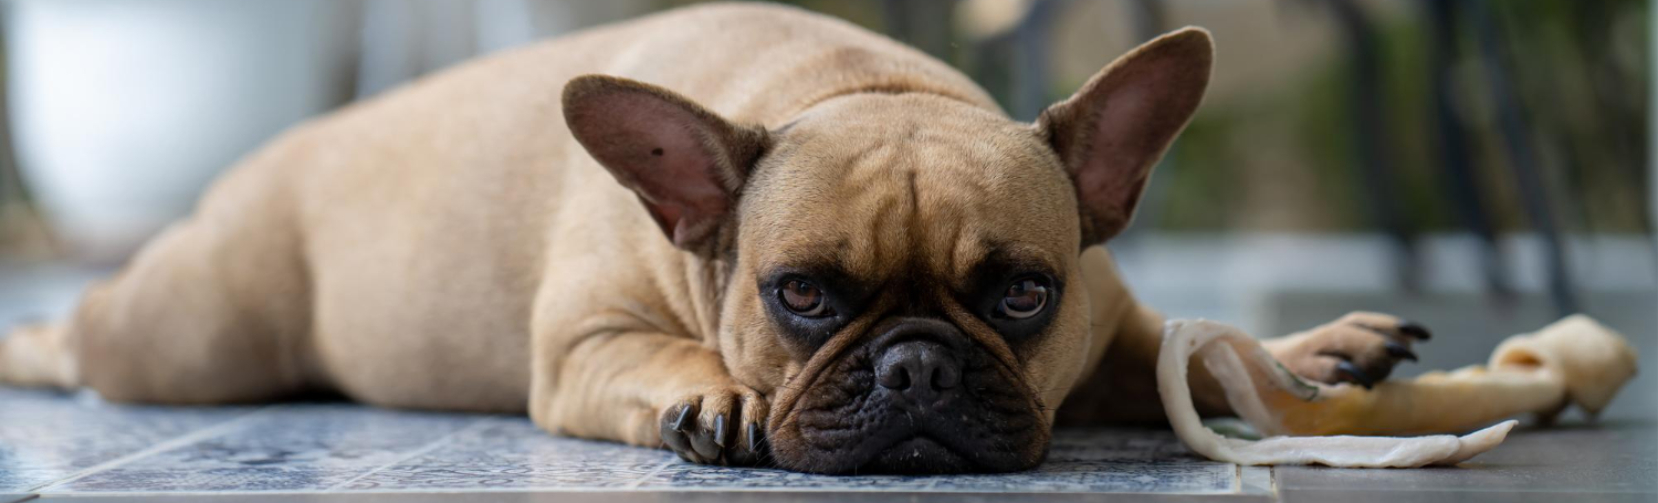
[765,330,1050,474]
[865,436,969,473]
[790,408,987,474]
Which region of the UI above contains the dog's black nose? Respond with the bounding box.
[875,340,960,403]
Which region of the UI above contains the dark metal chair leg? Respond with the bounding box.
[1466,0,1580,315]
[1128,0,1167,44]
[1330,0,1421,292]
[1008,0,1060,122]
[1422,0,1513,300]
[881,0,959,62]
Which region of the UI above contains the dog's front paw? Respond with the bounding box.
[660,385,770,466]
[1269,312,1431,389]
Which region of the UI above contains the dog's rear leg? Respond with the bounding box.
[0,140,317,404]
[0,322,77,389]
[14,217,314,405]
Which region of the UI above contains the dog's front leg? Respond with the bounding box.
[1066,306,1426,423]
[530,328,768,466]
[1260,312,1429,389]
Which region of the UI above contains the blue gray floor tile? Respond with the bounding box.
[48,405,484,492]
[3,391,1273,498]
[3,383,1655,502]
[0,387,255,493]
[339,418,672,491]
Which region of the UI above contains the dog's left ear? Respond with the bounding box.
[564,75,769,253]
[1036,27,1212,246]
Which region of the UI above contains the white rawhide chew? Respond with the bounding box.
[1157,315,1638,467]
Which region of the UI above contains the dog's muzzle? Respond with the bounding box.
[770,318,1049,474]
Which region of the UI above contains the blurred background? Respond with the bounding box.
[0,0,1652,418]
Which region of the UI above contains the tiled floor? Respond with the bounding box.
[3,236,1654,502]
[0,387,1281,501]
[1,386,1653,502]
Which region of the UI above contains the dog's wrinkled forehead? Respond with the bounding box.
[739,93,1079,282]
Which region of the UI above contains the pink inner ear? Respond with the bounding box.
[1062,34,1209,241]
[569,90,731,246]
[1075,83,1157,226]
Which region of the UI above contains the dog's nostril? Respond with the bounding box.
[875,341,958,397]
[880,364,912,390]
[933,360,960,389]
[877,349,911,390]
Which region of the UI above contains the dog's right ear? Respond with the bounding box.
[563,75,769,253]
[1036,27,1212,246]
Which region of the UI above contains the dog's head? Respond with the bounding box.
[563,28,1212,473]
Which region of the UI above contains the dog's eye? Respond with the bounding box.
[778,279,829,317]
[997,277,1049,319]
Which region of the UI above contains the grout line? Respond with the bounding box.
[921,472,943,491]
[1232,464,1242,494]
[625,459,679,490]
[325,416,495,491]
[30,405,283,494]
[1270,465,1280,501]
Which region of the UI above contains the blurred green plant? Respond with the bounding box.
[1154,0,1649,234]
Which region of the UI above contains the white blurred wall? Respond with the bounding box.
[5,0,358,260]
[3,0,653,261]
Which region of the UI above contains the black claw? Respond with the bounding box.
[1399,321,1432,340]
[1335,361,1376,389]
[1355,323,1390,337]
[672,405,694,432]
[713,414,728,447]
[747,422,761,451]
[1384,341,1418,361]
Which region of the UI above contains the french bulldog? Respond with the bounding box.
[0,3,1427,474]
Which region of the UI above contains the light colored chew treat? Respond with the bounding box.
[1157,315,1638,467]
[1489,315,1639,418]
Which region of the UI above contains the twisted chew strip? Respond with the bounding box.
[1157,315,1638,467]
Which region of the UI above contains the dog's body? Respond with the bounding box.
[0,4,1427,473]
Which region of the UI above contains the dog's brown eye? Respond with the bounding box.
[999,278,1048,319]
[779,279,828,317]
